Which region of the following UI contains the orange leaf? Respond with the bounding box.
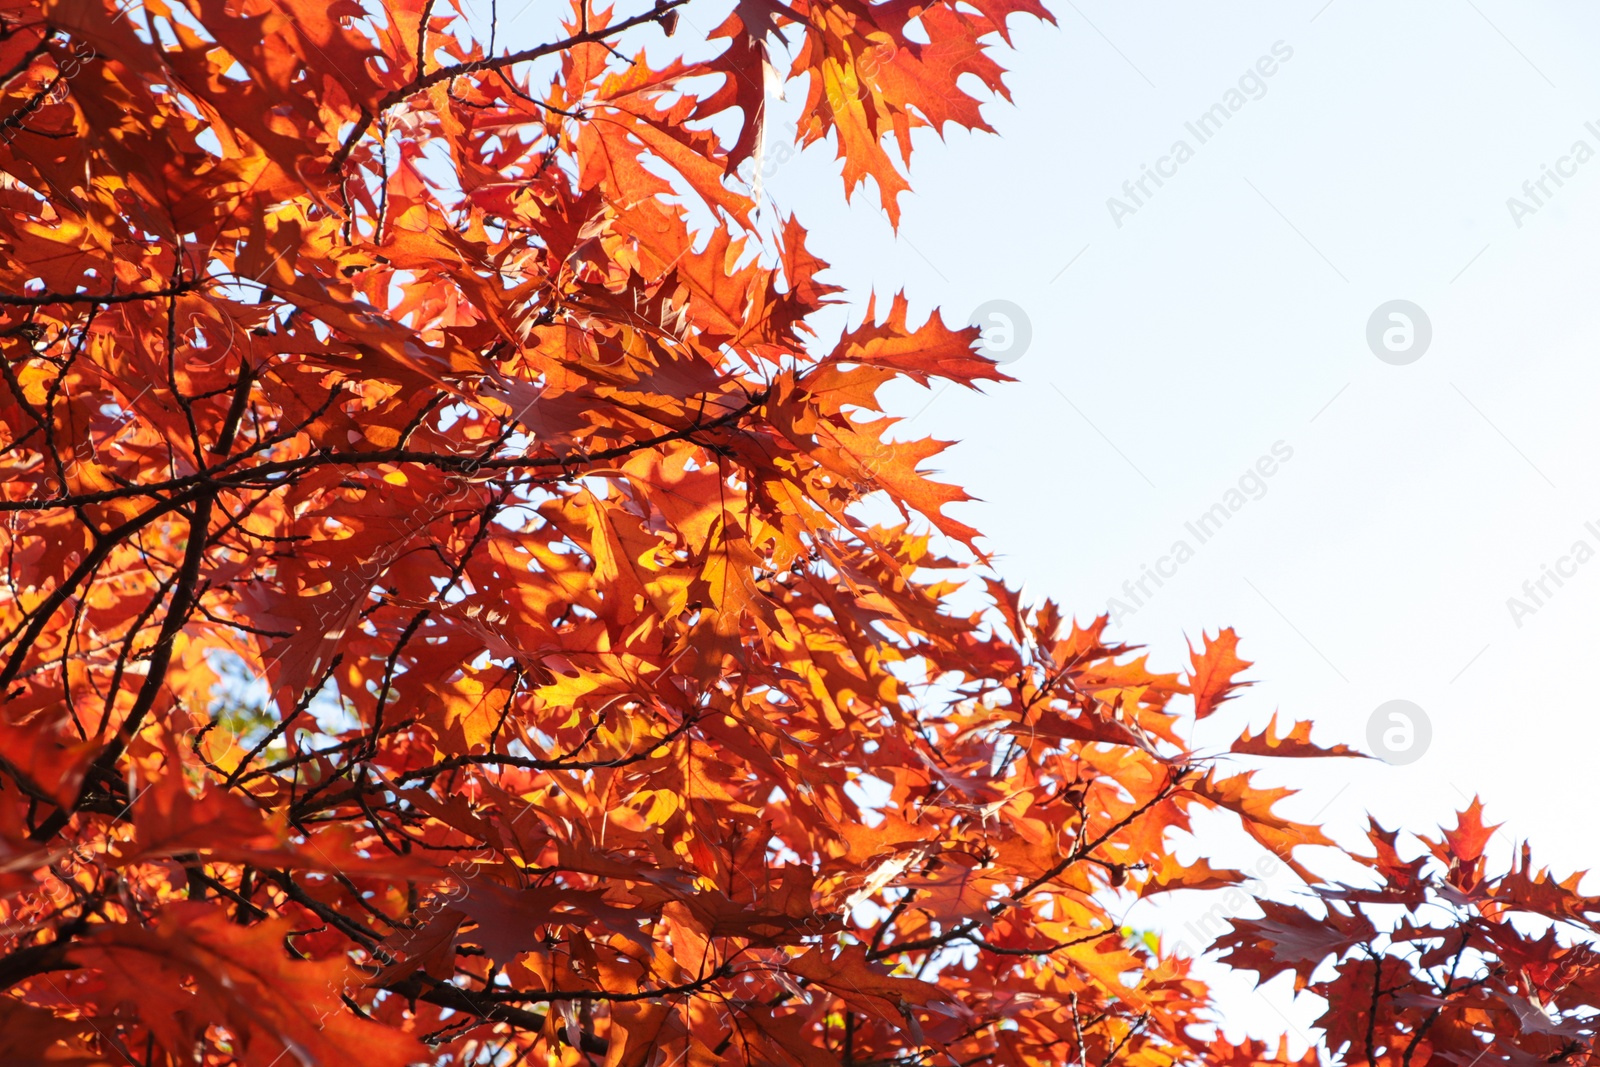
[1186,626,1253,719]
[1229,712,1366,760]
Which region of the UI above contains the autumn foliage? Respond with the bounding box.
[0,0,1595,1063]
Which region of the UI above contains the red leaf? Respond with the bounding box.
[1439,796,1499,864]
[69,903,429,1067]
[1214,899,1375,991]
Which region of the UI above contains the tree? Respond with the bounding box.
[0,0,1592,1063]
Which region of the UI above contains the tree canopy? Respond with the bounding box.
[0,0,1596,1064]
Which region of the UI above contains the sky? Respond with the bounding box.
[475,0,1600,1050]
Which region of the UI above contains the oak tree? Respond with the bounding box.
[0,0,1592,1063]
